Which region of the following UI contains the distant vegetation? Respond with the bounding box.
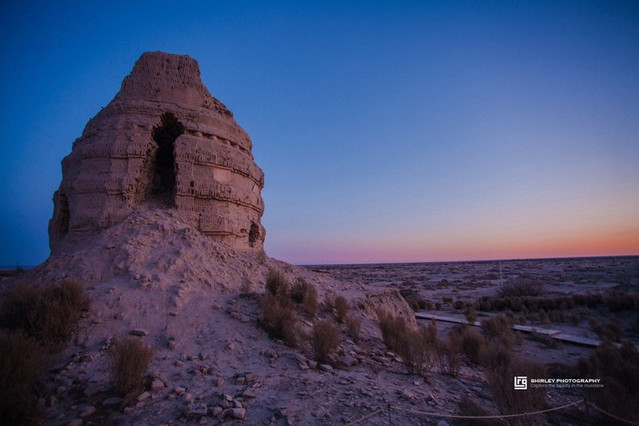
[497,277,545,298]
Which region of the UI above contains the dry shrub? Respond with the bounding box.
[578,342,639,423]
[464,307,478,323]
[482,314,514,347]
[400,327,435,375]
[345,315,361,341]
[0,330,46,425]
[488,357,547,424]
[450,325,486,365]
[378,311,436,375]
[438,337,461,376]
[311,319,341,363]
[291,279,318,317]
[0,280,88,344]
[266,269,289,298]
[479,341,512,373]
[498,278,545,298]
[334,295,349,323]
[378,310,408,352]
[260,293,298,347]
[109,337,153,398]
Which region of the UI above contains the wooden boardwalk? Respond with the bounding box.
[415,312,602,348]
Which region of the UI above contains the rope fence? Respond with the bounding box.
[346,398,639,425]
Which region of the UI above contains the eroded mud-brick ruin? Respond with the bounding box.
[49,52,265,252]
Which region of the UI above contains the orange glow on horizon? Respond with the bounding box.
[272,225,639,265]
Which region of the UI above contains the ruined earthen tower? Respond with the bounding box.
[49,52,265,253]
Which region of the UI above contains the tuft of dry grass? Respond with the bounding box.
[334,295,349,323]
[311,319,341,363]
[450,325,486,365]
[485,354,547,425]
[0,280,88,344]
[578,342,639,423]
[400,328,435,375]
[260,293,298,347]
[108,337,154,398]
[0,330,46,425]
[291,278,318,318]
[265,269,289,298]
[378,311,436,375]
[438,337,461,376]
[378,310,408,352]
[344,314,361,341]
[482,314,514,347]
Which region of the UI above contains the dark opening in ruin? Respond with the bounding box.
[150,113,184,205]
[249,222,259,247]
[57,192,70,235]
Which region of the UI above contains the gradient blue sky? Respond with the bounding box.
[1,1,638,266]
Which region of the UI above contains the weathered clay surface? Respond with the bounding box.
[49,51,265,253]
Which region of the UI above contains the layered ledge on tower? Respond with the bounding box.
[49,52,265,253]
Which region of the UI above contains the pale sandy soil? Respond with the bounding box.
[3,216,638,425]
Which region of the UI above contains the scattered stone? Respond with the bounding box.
[230,408,247,420]
[242,389,258,399]
[399,389,418,403]
[81,353,98,362]
[103,396,123,406]
[187,403,208,418]
[174,386,186,394]
[151,380,165,391]
[216,378,225,387]
[212,406,223,416]
[137,391,150,402]
[308,360,318,369]
[131,329,149,336]
[319,364,333,372]
[339,355,358,367]
[79,405,96,418]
